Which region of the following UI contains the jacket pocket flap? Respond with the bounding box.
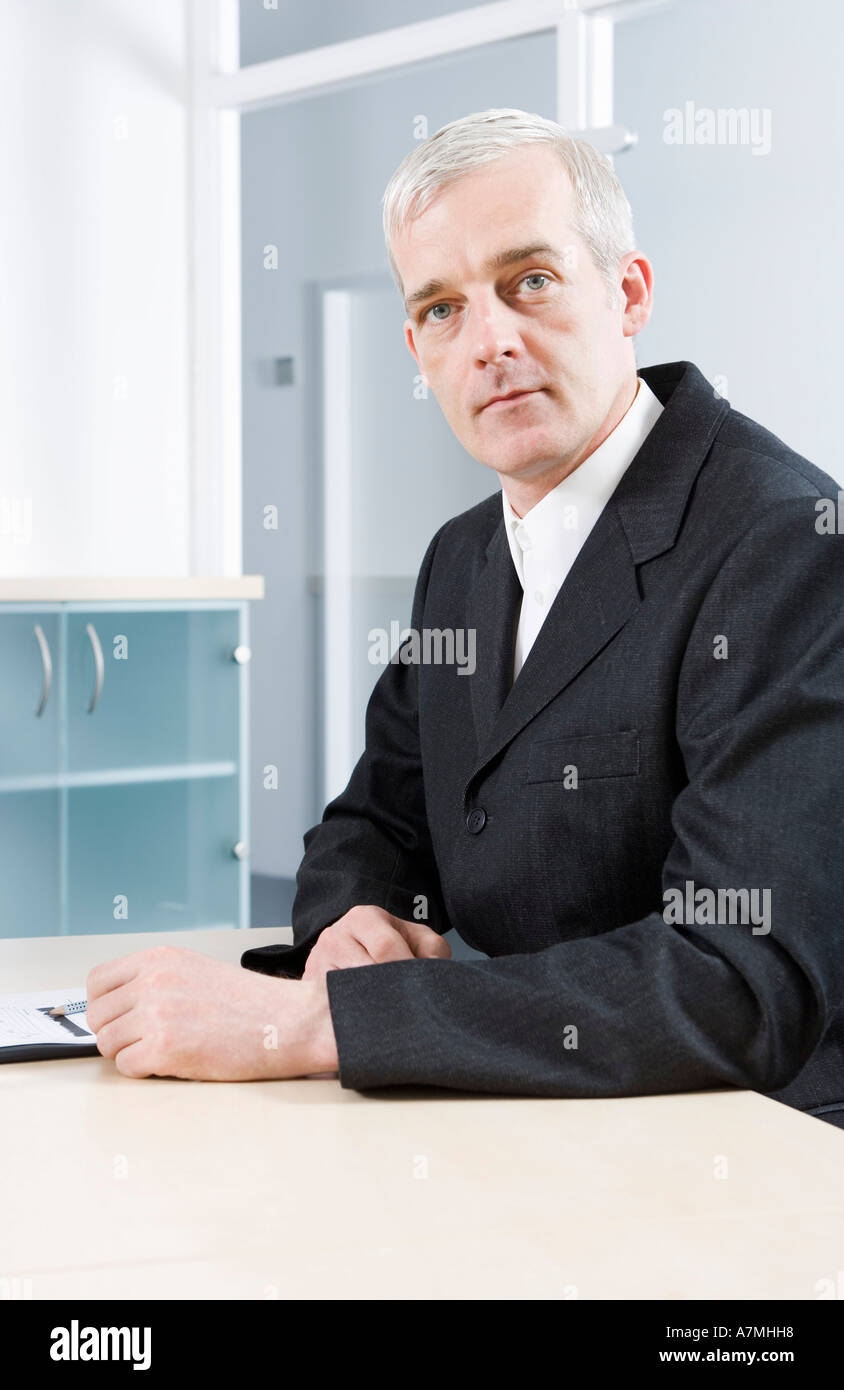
[527,730,640,782]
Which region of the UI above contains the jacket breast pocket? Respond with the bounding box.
[527,730,640,783]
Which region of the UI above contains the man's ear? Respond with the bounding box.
[620,252,654,339]
[404,319,428,385]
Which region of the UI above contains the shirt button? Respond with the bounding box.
[466,807,487,834]
[534,589,545,606]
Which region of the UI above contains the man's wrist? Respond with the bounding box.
[300,977,340,1074]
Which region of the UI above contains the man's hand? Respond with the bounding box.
[301,904,451,981]
[86,945,339,1081]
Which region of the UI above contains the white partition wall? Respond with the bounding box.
[0,0,192,578]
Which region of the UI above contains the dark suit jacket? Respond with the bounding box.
[242,361,844,1129]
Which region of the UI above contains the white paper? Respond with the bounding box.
[0,988,95,1048]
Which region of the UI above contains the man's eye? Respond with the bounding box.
[521,273,549,291]
[426,303,451,322]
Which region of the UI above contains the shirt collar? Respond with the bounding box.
[502,376,664,585]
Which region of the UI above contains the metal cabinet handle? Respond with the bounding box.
[232,841,250,860]
[33,623,52,717]
[232,645,251,665]
[85,622,104,714]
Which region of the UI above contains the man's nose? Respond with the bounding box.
[471,295,521,367]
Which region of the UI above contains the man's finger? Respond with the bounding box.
[391,918,452,959]
[94,1009,145,1061]
[87,949,157,1002]
[352,923,415,965]
[303,937,372,979]
[414,933,452,959]
[85,980,137,1033]
[113,1039,157,1079]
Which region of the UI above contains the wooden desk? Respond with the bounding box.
[2,928,842,1300]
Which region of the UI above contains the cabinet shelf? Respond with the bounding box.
[0,762,237,794]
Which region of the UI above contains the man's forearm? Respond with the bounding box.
[321,915,819,1098]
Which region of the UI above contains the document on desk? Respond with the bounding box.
[0,989,100,1062]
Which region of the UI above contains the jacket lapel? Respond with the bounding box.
[465,501,641,770]
[462,360,730,783]
[464,520,523,751]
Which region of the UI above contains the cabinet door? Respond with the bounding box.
[0,613,61,779]
[0,614,61,936]
[66,777,241,935]
[65,609,241,774]
[0,790,61,937]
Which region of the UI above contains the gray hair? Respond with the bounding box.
[382,108,636,305]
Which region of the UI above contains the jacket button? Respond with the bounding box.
[466,807,487,834]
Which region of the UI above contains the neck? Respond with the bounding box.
[503,371,639,519]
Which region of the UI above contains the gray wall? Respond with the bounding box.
[616,0,843,479]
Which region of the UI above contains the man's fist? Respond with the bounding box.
[301,904,451,981]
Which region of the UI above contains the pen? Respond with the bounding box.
[48,1000,87,1017]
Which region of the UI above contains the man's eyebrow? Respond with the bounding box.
[405,277,450,309]
[404,243,563,311]
[485,242,561,273]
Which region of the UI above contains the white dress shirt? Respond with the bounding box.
[503,376,664,682]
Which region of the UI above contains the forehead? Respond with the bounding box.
[393,145,577,289]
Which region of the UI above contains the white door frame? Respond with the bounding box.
[186,0,672,575]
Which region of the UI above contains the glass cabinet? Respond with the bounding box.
[0,600,251,938]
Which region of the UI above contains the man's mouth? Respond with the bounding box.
[481,388,542,412]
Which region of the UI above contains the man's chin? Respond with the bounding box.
[476,439,571,481]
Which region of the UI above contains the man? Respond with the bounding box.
[87,110,844,1131]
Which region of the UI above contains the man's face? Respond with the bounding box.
[393,144,645,485]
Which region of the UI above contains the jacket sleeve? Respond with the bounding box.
[323,495,844,1096]
[241,520,454,980]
